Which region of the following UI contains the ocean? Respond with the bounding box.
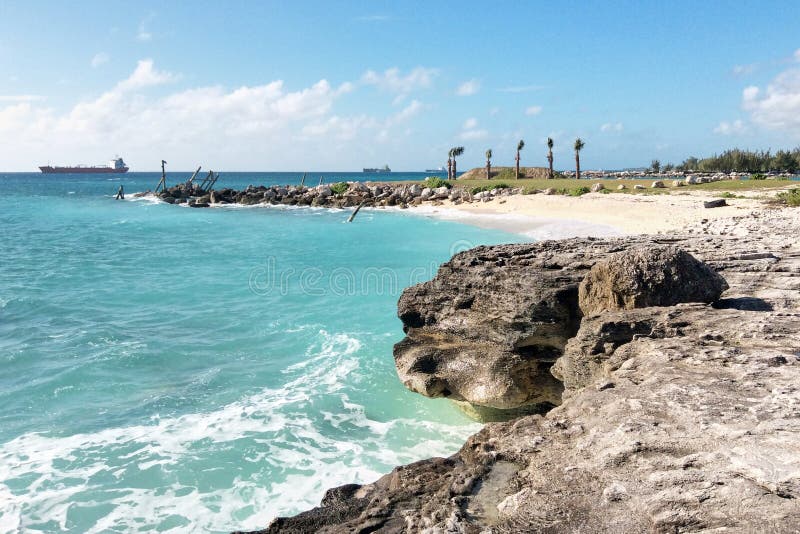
[0,172,526,533]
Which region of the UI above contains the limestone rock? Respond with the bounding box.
[578,246,728,316]
[591,183,605,193]
[651,180,665,188]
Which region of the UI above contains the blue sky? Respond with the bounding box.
[1,0,799,171]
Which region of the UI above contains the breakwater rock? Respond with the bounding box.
[138,181,527,209]
[250,209,800,533]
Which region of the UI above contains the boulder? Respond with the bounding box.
[651,180,665,188]
[633,184,646,190]
[672,180,685,187]
[578,246,728,317]
[591,183,605,193]
[420,187,433,200]
[409,183,422,197]
[543,188,557,195]
[685,176,698,185]
[704,199,727,209]
[617,184,626,190]
[317,186,332,198]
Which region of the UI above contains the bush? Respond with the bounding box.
[569,186,591,196]
[423,176,451,189]
[777,188,800,206]
[750,173,767,181]
[470,182,510,194]
[330,182,349,195]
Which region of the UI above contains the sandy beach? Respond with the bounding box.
[412,190,770,239]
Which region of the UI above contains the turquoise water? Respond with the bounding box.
[0,173,525,533]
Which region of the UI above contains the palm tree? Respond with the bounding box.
[485,149,493,180]
[447,150,453,180]
[451,146,464,179]
[515,140,525,179]
[546,137,554,179]
[574,138,585,180]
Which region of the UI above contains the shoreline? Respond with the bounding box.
[409,191,768,238]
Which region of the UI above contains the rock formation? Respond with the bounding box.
[245,209,800,533]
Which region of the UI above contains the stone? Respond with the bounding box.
[672,180,685,187]
[633,184,646,190]
[704,199,727,209]
[543,188,556,195]
[617,184,626,190]
[420,187,433,200]
[651,180,665,188]
[578,246,728,317]
[591,183,605,193]
[686,176,698,185]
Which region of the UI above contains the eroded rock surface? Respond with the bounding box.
[251,209,800,533]
[578,246,728,316]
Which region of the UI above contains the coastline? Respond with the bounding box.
[409,190,768,238]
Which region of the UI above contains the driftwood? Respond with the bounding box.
[347,201,366,222]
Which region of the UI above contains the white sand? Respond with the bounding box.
[412,192,766,239]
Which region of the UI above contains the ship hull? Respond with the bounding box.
[39,166,129,174]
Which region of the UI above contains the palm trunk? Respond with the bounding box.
[447,158,452,180]
[548,151,553,179]
[486,161,491,180]
[515,152,520,180]
[452,158,457,179]
[576,154,581,180]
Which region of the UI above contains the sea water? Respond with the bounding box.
[0,172,526,533]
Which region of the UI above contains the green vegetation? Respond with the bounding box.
[750,173,767,180]
[471,182,510,194]
[423,176,452,189]
[777,188,800,207]
[330,182,349,195]
[650,159,661,173]
[659,148,800,173]
[569,186,591,196]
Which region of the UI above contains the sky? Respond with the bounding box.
[1,0,800,171]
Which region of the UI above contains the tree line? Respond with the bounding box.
[650,148,800,174]
[446,138,586,180]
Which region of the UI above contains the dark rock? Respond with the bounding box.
[704,198,727,208]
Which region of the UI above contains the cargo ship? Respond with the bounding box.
[39,157,129,174]
[363,164,391,173]
[425,166,445,172]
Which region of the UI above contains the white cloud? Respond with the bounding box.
[525,105,542,116]
[732,63,757,77]
[115,59,178,91]
[91,53,110,68]
[459,117,487,140]
[355,15,389,21]
[0,95,45,102]
[742,68,800,134]
[393,100,422,122]
[497,84,544,93]
[713,119,747,135]
[0,60,371,170]
[600,122,623,132]
[137,17,152,41]
[361,67,437,94]
[460,129,488,140]
[456,79,480,96]
[795,49,800,62]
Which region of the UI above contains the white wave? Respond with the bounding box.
[0,330,479,533]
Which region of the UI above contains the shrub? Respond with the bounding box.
[330,182,349,195]
[750,173,767,181]
[569,186,591,196]
[423,176,451,189]
[777,188,800,206]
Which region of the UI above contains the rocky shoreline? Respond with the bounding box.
[241,207,800,533]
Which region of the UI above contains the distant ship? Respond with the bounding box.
[363,164,391,173]
[39,157,129,174]
[425,166,445,172]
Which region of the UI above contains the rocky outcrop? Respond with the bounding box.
[578,246,728,316]
[250,209,800,533]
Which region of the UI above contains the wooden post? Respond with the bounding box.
[318,176,324,186]
[155,160,168,193]
[347,201,366,222]
[300,173,306,187]
[207,172,220,191]
[199,170,214,191]
[187,166,202,184]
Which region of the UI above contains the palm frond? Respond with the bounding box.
[517,140,525,151]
